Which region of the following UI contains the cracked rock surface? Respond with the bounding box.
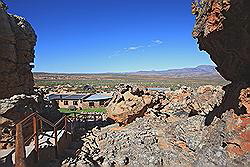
[55,85,249,167]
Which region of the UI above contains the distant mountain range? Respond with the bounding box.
[127,65,221,78]
[34,65,222,79]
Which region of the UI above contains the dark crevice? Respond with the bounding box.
[205,83,248,126]
[188,109,199,117]
[221,142,227,148]
[226,142,242,148]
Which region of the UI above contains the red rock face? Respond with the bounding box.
[225,111,250,157]
[193,0,250,83]
[0,3,37,99]
[240,88,250,114]
[193,0,250,158]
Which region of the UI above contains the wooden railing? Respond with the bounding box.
[67,112,103,122]
[15,112,73,167]
[0,111,103,167]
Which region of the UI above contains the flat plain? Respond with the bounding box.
[34,72,229,91]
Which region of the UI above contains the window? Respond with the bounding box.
[64,101,68,105]
[89,102,94,107]
[73,101,78,105]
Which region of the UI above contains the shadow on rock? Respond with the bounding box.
[205,83,248,126]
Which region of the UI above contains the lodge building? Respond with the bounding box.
[48,93,112,109]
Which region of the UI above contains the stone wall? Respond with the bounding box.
[0,1,37,99]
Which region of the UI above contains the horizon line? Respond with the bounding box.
[32,64,215,74]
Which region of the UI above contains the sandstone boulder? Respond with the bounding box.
[108,84,224,125]
[107,85,153,125]
[161,85,224,117]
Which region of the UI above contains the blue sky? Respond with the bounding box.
[6,0,213,73]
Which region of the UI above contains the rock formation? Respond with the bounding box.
[0,1,41,149]
[93,110,249,166]
[107,84,154,125]
[192,0,250,114]
[56,84,248,166]
[0,1,37,99]
[107,84,224,125]
[192,0,249,82]
[192,0,250,161]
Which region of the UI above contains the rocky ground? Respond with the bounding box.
[0,0,249,166]
[51,84,250,167]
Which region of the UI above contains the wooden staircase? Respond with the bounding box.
[0,112,104,167]
[0,112,73,167]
